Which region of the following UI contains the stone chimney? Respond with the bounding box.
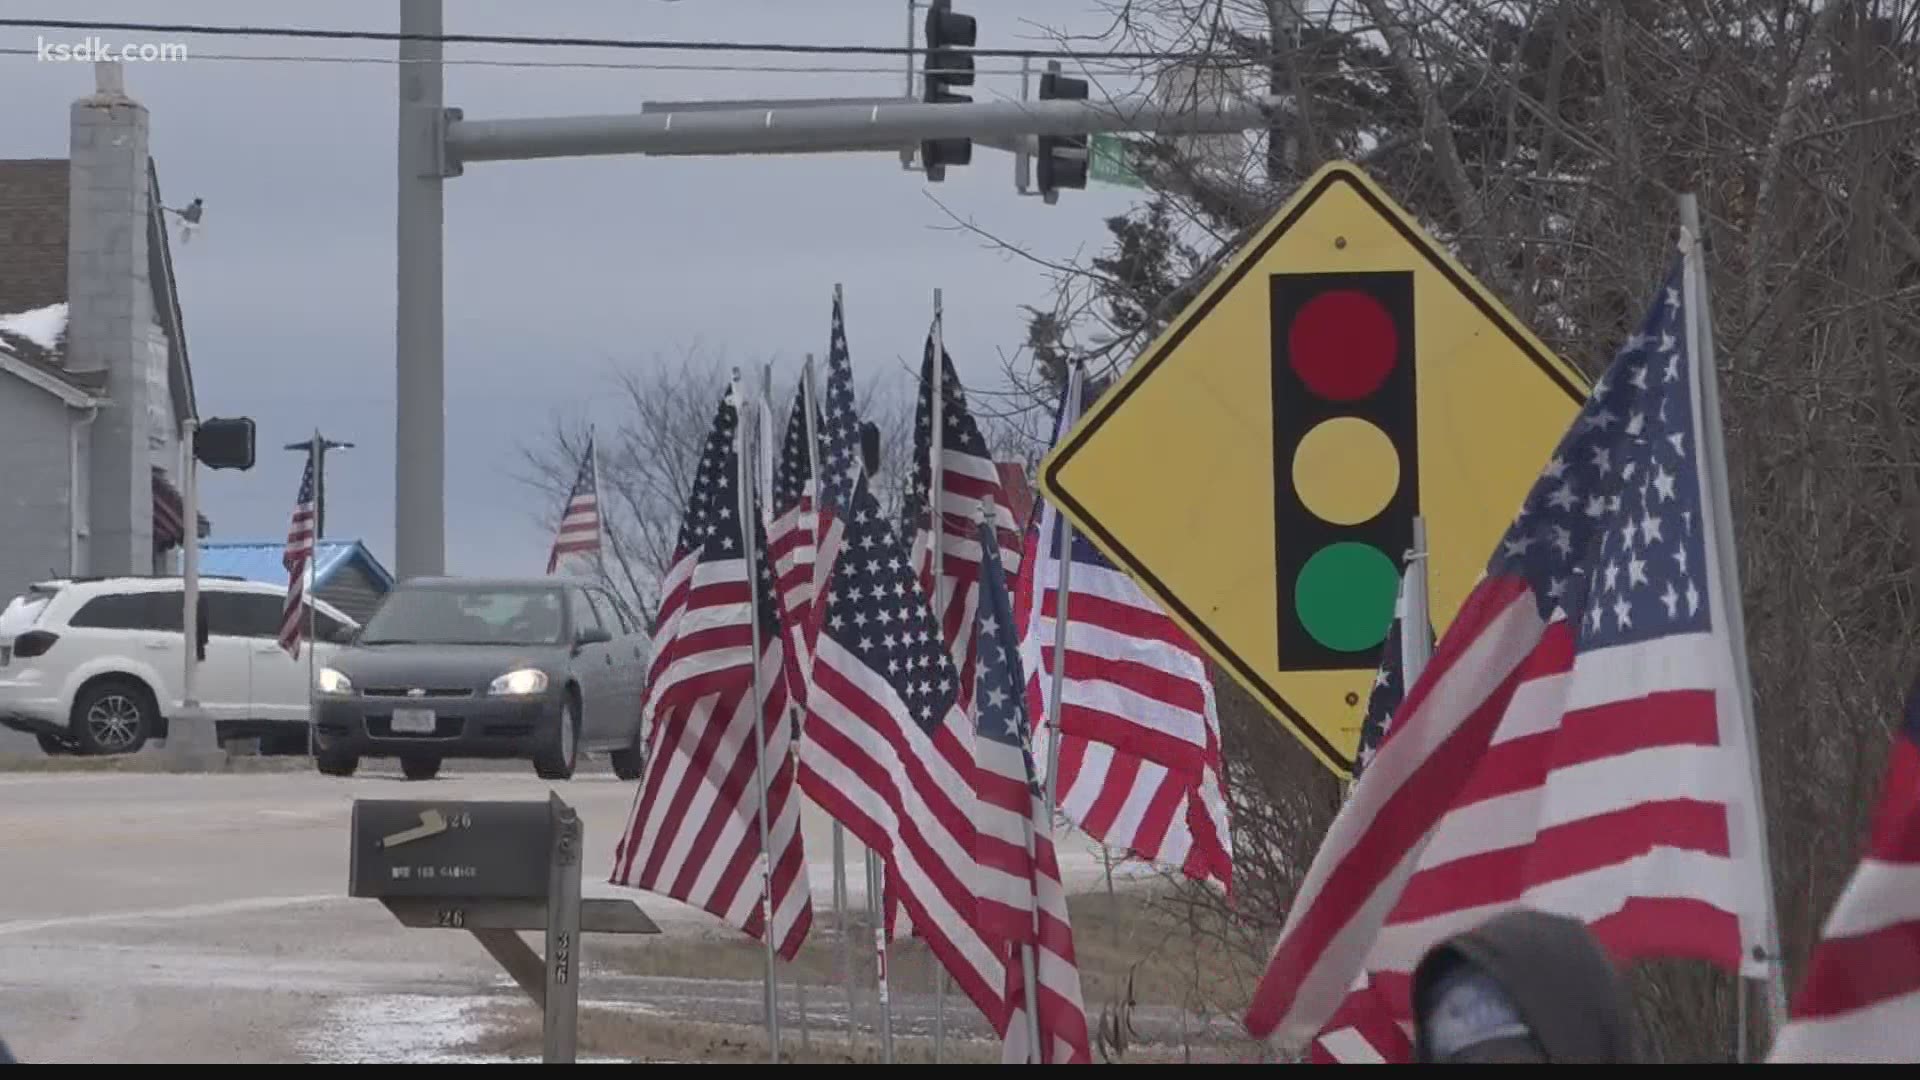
[65,60,154,574]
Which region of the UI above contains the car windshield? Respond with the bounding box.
[358,586,565,646]
[0,588,58,638]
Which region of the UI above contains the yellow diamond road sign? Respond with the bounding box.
[1038,161,1590,777]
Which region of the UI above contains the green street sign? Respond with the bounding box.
[1089,133,1145,189]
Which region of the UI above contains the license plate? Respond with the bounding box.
[391,708,437,734]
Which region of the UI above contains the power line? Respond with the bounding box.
[0,45,1157,79]
[0,15,1243,64]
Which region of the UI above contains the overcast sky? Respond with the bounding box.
[0,1,1147,576]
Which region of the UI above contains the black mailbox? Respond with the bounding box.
[348,799,555,900]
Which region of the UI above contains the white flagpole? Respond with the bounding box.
[801,354,858,1053]
[760,362,808,1054]
[306,433,319,748]
[734,371,782,1064]
[1043,363,1085,820]
[590,424,607,582]
[831,283,891,1065]
[1401,517,1431,686]
[1678,193,1788,1054]
[982,506,1045,1062]
[928,288,948,1061]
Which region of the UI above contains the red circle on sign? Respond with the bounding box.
[1287,289,1398,401]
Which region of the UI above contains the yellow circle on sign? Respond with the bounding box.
[1292,417,1400,525]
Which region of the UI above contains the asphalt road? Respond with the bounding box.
[0,762,1175,1063]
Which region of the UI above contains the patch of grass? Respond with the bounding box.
[591,886,1254,1013]
[461,1003,1002,1063]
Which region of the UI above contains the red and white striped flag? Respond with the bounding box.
[797,294,1007,1023]
[1307,974,1412,1063]
[768,377,821,706]
[611,390,814,960]
[277,456,317,658]
[972,517,1091,1063]
[1014,370,1232,892]
[546,432,603,574]
[1246,256,1776,1048]
[906,330,1021,717]
[1768,680,1920,1062]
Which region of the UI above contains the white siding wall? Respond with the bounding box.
[0,379,76,598]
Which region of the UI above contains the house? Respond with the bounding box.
[0,62,204,600]
[197,539,395,624]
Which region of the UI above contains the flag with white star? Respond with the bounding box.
[793,291,1008,1028]
[904,328,1021,716]
[971,518,1091,1063]
[1250,250,1775,1049]
[614,385,815,961]
[1353,575,1435,779]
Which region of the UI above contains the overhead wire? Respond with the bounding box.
[0,44,1162,79]
[0,15,1263,64]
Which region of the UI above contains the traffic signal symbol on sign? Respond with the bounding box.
[1035,161,1590,777]
[1270,271,1417,671]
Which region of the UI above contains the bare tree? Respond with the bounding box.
[519,345,918,620]
[989,0,1920,1060]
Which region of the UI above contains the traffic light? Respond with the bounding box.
[1270,271,1418,671]
[920,0,976,181]
[1036,61,1089,200]
[195,416,256,471]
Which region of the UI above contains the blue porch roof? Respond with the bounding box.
[197,538,395,592]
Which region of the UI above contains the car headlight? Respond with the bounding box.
[488,668,549,696]
[316,667,353,695]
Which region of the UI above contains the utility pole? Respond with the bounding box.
[391,0,1290,574]
[396,0,445,579]
[285,431,355,540]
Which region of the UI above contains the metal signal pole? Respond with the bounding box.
[390,0,1291,576]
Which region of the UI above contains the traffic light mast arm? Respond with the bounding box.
[444,94,1287,166]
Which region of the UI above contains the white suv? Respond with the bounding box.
[0,576,357,755]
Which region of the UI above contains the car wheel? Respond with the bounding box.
[534,693,580,781]
[609,722,645,782]
[311,724,359,778]
[70,678,153,755]
[401,754,442,781]
[35,732,75,755]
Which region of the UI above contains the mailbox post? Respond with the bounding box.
[349,793,657,1063]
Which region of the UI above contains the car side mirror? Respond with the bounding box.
[574,627,612,651]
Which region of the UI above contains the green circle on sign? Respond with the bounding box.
[1295,543,1401,653]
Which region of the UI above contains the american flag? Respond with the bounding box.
[905,331,1022,717]
[1768,679,1920,1062]
[277,456,317,658]
[546,433,603,574]
[769,377,822,706]
[1352,573,1435,779]
[1014,370,1233,892]
[794,296,1006,1023]
[611,389,814,960]
[1246,255,1774,1048]
[1307,976,1412,1064]
[972,517,1091,1063]
[1308,572,1431,1062]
